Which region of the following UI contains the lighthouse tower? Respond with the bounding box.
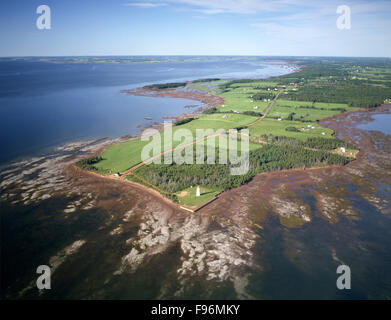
[196,185,201,197]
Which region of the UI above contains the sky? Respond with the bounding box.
[1,0,390,57]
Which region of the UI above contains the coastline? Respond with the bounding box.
[68,83,391,214]
[3,66,389,219]
[197,103,391,226]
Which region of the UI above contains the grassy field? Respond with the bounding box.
[94,138,149,173]
[176,186,221,207]
[266,99,353,121]
[180,113,257,131]
[94,113,260,174]
[249,118,334,141]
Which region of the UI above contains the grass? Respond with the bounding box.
[94,138,149,173]
[267,105,340,121]
[94,113,260,174]
[180,113,257,131]
[176,186,221,207]
[265,99,358,122]
[249,118,334,141]
[217,89,270,113]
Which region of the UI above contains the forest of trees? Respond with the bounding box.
[284,83,390,108]
[269,59,391,109]
[144,82,187,90]
[133,143,352,195]
[75,156,103,171]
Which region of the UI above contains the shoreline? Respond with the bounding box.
[68,93,391,214]
[3,67,389,216]
[197,102,391,223]
[65,60,391,213]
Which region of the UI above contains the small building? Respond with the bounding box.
[278,118,282,121]
[196,185,201,197]
[341,147,346,153]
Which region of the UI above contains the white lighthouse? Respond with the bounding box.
[196,185,201,197]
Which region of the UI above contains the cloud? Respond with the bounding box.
[125,0,391,16]
[126,0,303,14]
[124,2,168,8]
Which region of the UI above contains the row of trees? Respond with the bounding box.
[175,118,195,126]
[260,135,355,150]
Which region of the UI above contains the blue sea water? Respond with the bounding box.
[358,113,391,135]
[0,58,292,163]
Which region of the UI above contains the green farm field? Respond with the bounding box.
[94,113,260,174]
[249,118,334,141]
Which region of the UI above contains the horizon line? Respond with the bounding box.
[1,54,390,59]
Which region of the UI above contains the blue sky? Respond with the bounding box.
[1,0,390,57]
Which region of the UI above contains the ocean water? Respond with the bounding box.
[0,57,293,164]
[358,113,391,135]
